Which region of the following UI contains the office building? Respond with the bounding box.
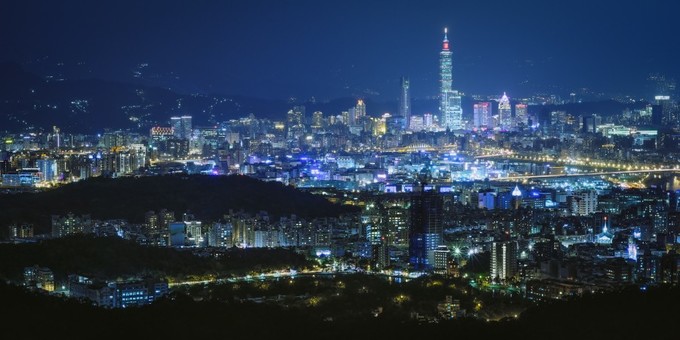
[171,116,192,140]
[439,28,463,130]
[498,92,511,131]
[515,103,528,129]
[473,102,491,129]
[399,76,411,129]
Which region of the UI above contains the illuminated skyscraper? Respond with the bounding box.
[399,77,411,129]
[491,240,518,281]
[387,206,409,247]
[171,116,192,140]
[355,99,366,120]
[311,111,324,129]
[286,106,305,139]
[409,179,443,271]
[473,102,491,129]
[515,103,528,129]
[439,28,463,130]
[498,93,511,131]
[439,29,452,105]
[36,159,57,182]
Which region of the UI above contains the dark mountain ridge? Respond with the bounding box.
[0,174,358,236]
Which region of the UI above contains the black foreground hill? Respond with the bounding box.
[0,174,358,235]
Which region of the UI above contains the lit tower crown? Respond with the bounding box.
[512,185,522,209]
[439,28,452,93]
[512,185,522,197]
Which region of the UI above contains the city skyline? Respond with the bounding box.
[2,0,679,101]
[3,1,680,337]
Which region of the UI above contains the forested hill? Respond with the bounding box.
[0,235,311,281]
[0,174,358,235]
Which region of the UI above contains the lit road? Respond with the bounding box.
[168,269,420,288]
[168,270,311,287]
[495,168,680,181]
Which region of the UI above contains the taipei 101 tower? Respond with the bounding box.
[439,28,463,130]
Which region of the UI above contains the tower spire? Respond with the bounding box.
[442,27,449,50]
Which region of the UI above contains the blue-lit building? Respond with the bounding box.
[168,222,186,246]
[1,169,40,187]
[69,275,168,308]
[113,279,169,308]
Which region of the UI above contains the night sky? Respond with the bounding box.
[2,0,679,100]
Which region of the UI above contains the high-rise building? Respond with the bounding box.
[515,103,528,129]
[439,29,452,110]
[340,111,350,125]
[287,106,305,126]
[158,209,175,231]
[439,28,463,130]
[473,102,491,129]
[433,245,451,275]
[387,206,409,247]
[491,240,518,281]
[570,190,598,216]
[498,93,511,131]
[129,144,147,171]
[655,95,678,127]
[356,99,366,119]
[399,77,411,129]
[168,222,186,246]
[409,180,443,271]
[410,116,424,131]
[649,74,677,127]
[36,159,58,182]
[423,113,434,129]
[286,106,306,140]
[478,189,496,210]
[311,111,324,129]
[144,211,159,234]
[171,116,192,140]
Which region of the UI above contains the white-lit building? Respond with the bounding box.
[491,240,518,281]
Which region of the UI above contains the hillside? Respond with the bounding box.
[0,281,676,339]
[0,62,404,133]
[0,234,311,281]
[0,174,358,235]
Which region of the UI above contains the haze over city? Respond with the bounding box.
[2,0,679,99]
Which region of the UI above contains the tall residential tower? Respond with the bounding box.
[409,178,444,271]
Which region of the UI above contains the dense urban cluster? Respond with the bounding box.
[2,30,680,324]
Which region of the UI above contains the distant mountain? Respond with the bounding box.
[0,174,358,236]
[528,100,650,122]
[0,63,405,133]
[0,62,653,134]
